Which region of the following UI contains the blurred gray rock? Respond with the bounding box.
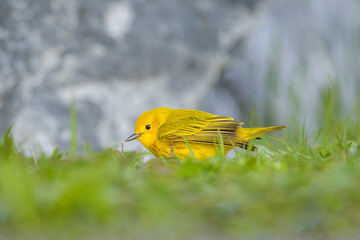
[0,0,263,153]
[203,0,360,132]
[1,0,360,154]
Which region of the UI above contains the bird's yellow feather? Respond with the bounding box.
[125,107,286,160]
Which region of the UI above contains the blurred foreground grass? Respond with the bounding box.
[1,104,360,239]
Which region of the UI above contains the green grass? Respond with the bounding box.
[1,85,360,239]
[0,108,360,239]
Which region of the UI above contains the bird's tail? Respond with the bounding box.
[237,125,286,141]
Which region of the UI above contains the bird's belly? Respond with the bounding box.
[178,143,217,159]
[149,140,233,160]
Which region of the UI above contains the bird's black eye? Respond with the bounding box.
[146,125,151,130]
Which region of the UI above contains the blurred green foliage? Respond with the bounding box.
[0,93,360,239]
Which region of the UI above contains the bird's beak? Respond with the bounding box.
[125,133,141,142]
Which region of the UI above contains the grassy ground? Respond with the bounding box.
[1,103,360,239]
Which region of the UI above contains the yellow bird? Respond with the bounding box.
[125,107,285,160]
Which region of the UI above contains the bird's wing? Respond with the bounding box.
[158,116,209,140]
[186,116,245,146]
[158,115,245,146]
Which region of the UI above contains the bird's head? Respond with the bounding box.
[125,108,171,148]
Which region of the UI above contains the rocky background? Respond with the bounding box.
[0,0,359,154]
